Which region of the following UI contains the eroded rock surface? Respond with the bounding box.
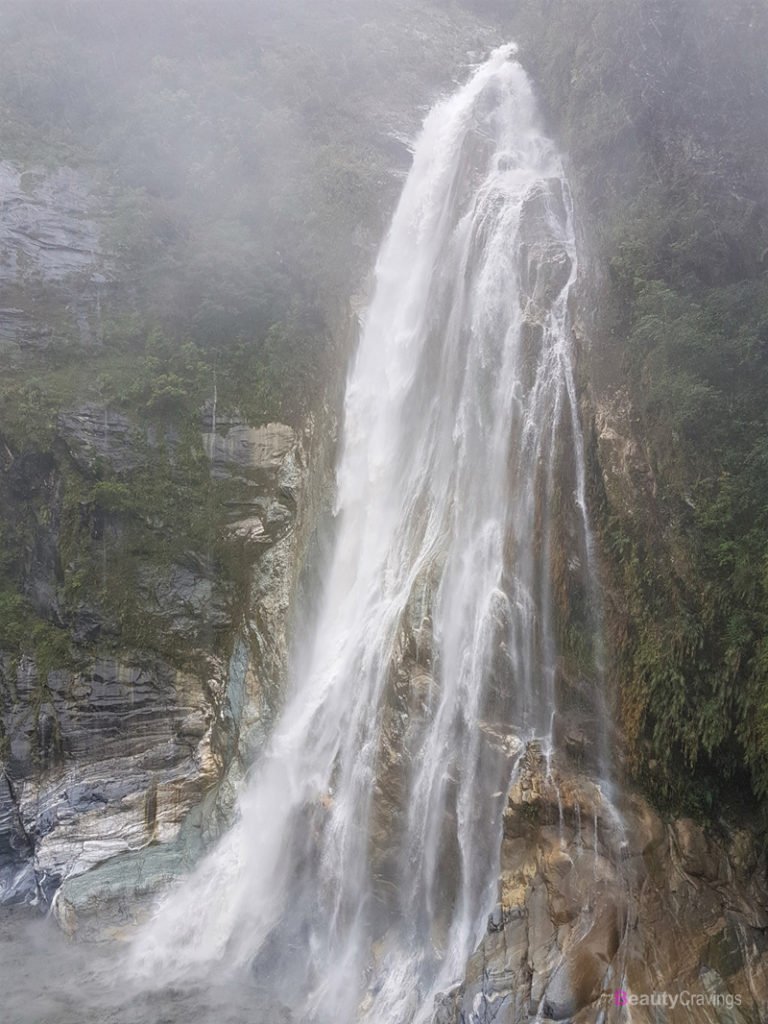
[0,403,322,932]
[58,406,145,475]
[441,746,768,1023]
[0,162,111,351]
[1,655,217,901]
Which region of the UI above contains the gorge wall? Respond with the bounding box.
[443,750,768,1023]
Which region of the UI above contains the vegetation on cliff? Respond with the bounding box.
[0,1,491,684]
[508,0,768,813]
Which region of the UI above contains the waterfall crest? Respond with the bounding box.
[131,45,603,1024]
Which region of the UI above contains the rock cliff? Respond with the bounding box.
[0,401,328,925]
[441,745,768,1022]
[0,162,347,928]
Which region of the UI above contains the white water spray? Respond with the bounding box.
[131,46,604,1023]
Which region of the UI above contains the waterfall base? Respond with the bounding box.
[8,754,767,1024]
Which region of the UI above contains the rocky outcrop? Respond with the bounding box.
[202,414,296,478]
[0,162,111,351]
[201,409,301,548]
[0,119,354,925]
[0,164,104,282]
[58,406,146,475]
[440,745,768,1023]
[0,394,331,931]
[0,654,218,904]
[44,389,345,936]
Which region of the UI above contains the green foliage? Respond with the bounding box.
[90,482,134,515]
[0,591,30,652]
[513,0,768,813]
[0,588,72,679]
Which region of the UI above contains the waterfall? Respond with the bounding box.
[131,45,604,1023]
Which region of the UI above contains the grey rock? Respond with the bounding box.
[0,773,36,904]
[58,404,143,475]
[0,654,220,900]
[440,748,768,1024]
[70,606,104,645]
[0,164,103,283]
[0,308,42,348]
[202,415,296,480]
[136,562,232,641]
[226,516,267,543]
[542,965,579,1020]
[0,163,113,351]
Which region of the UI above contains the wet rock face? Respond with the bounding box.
[44,401,339,936]
[58,406,145,475]
[201,414,296,479]
[0,164,103,282]
[0,397,317,923]
[0,163,111,351]
[201,409,301,549]
[0,143,344,924]
[0,655,218,902]
[442,748,768,1023]
[517,178,572,321]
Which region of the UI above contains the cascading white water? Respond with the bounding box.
[131,45,604,1023]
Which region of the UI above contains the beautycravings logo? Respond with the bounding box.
[613,990,742,1009]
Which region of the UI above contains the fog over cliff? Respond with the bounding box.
[2,2,768,1023]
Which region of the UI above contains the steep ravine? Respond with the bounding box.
[510,0,768,814]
